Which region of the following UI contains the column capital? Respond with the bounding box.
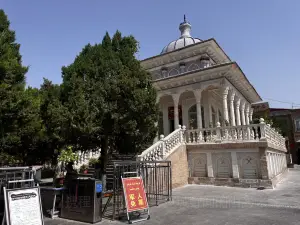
[221,86,230,96]
[156,93,162,103]
[235,98,241,108]
[245,103,251,113]
[250,107,254,114]
[193,89,203,102]
[240,100,246,109]
[229,90,236,101]
[171,93,181,105]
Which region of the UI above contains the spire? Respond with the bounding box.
[179,15,191,38]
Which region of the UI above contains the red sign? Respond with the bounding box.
[122,177,148,212]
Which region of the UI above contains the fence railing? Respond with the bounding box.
[102,161,171,220]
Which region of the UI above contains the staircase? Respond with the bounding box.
[137,125,186,161]
[105,153,136,191]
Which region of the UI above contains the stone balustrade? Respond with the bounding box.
[137,125,185,161]
[74,148,101,169]
[137,118,287,163]
[186,118,286,151]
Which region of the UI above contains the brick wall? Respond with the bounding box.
[166,145,189,189]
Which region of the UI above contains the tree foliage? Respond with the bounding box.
[0,9,158,169]
[62,31,158,172]
[0,9,41,164]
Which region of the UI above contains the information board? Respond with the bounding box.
[122,177,148,213]
[3,187,44,225]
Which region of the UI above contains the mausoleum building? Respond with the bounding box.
[138,17,288,189]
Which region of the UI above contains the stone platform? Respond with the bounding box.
[45,168,300,225]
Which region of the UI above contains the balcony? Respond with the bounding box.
[137,118,286,162]
[186,118,286,151]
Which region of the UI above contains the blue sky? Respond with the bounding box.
[1,0,300,108]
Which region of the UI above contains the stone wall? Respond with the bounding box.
[166,144,189,189]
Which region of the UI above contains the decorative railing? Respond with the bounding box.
[265,124,286,150]
[186,123,262,143]
[186,118,286,151]
[137,118,287,162]
[137,125,185,161]
[74,149,101,169]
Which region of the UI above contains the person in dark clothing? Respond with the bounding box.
[64,162,78,186]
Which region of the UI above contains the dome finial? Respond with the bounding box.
[179,15,191,38]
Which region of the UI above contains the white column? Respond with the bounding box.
[235,98,241,126]
[231,151,239,178]
[206,152,214,177]
[240,101,246,125]
[229,91,236,126]
[154,95,161,143]
[222,87,229,125]
[162,105,169,136]
[249,108,254,123]
[245,104,250,125]
[193,89,203,129]
[209,102,213,126]
[182,103,188,129]
[172,93,181,129]
[216,108,220,124]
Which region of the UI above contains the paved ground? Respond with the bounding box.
[45,168,300,225]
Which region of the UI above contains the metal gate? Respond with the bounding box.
[102,161,172,220]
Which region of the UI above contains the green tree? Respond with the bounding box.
[62,31,158,173]
[38,79,68,164]
[0,9,41,164]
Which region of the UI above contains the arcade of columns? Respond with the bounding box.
[158,85,254,132]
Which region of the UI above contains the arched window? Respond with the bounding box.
[188,104,205,129]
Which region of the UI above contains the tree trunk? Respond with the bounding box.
[100,136,109,174]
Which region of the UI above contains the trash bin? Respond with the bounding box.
[60,178,102,223]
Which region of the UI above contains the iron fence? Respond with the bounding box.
[102,161,172,220]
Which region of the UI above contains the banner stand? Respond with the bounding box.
[121,172,150,224]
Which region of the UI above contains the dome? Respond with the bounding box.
[161,16,202,54]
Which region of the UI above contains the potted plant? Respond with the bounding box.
[88,158,99,167]
[54,146,79,187]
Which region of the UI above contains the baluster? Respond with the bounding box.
[197,130,203,143]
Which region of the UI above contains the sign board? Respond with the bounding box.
[252,102,270,113]
[3,187,44,225]
[122,177,148,212]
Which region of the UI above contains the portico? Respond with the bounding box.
[156,71,256,137]
[138,16,288,189]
